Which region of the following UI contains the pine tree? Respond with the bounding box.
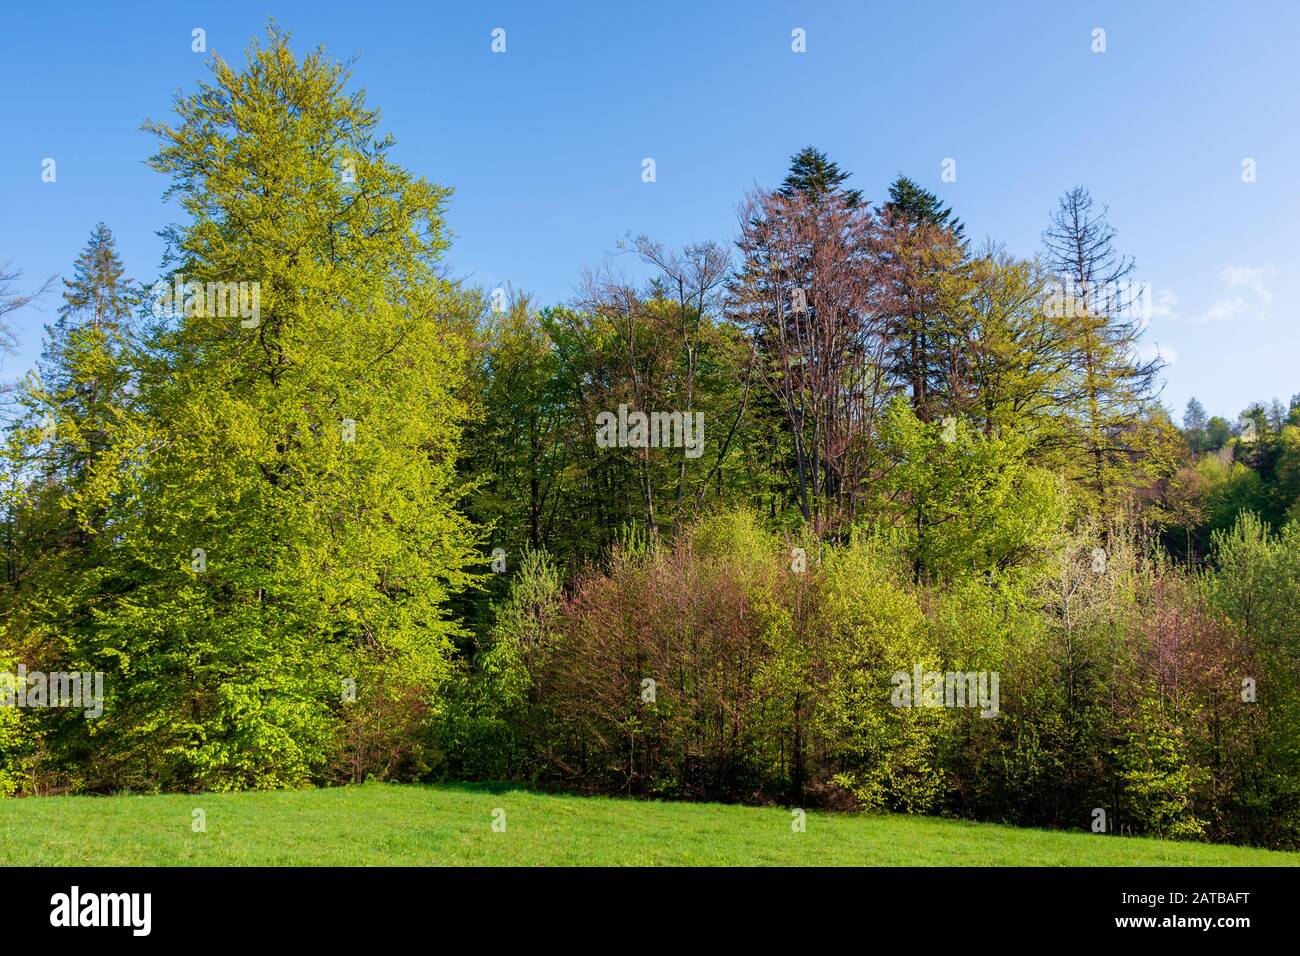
[1267,398,1287,434]
[40,222,134,488]
[1042,187,1164,504]
[778,146,863,206]
[3,222,134,608]
[877,178,965,422]
[0,227,135,786]
[882,175,964,239]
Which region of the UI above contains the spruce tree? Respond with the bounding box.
[778,146,863,206]
[40,222,134,488]
[0,226,135,785]
[882,175,964,239]
[877,177,965,422]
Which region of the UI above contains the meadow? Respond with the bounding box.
[0,782,1294,867]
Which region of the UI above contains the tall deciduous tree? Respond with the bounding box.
[0,262,55,392]
[1183,397,1208,454]
[63,25,481,789]
[732,183,888,533]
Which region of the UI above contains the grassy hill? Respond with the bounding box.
[0,782,1294,866]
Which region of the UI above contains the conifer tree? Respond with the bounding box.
[778,146,863,206]
[40,222,134,490]
[0,227,134,786]
[882,175,964,239]
[877,177,966,422]
[1042,187,1165,504]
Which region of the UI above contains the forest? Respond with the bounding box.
[1,27,1297,851]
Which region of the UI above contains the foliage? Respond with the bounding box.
[0,29,1296,856]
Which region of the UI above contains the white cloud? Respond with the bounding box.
[1137,342,1177,365]
[1220,264,1275,307]
[1195,297,1249,324]
[1189,264,1274,323]
[1149,289,1178,321]
[1150,264,1274,324]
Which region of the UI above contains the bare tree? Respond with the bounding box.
[0,260,55,360]
[577,262,661,536]
[576,238,736,539]
[730,187,889,535]
[0,260,56,401]
[629,236,730,531]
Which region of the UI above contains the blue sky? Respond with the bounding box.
[1,0,1296,420]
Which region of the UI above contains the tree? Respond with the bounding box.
[876,201,966,423]
[1234,402,1273,474]
[462,291,568,556]
[59,24,481,790]
[875,176,966,426]
[731,183,887,533]
[1042,187,1164,505]
[1272,425,1300,523]
[1267,398,1287,434]
[38,224,135,493]
[0,261,55,372]
[778,146,863,207]
[0,227,135,785]
[1183,398,1208,454]
[882,175,964,240]
[1205,415,1232,451]
[933,250,1079,452]
[575,238,735,539]
[880,398,1067,582]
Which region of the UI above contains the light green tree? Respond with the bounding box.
[62,25,480,790]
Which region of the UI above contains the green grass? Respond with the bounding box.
[0,781,1294,866]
